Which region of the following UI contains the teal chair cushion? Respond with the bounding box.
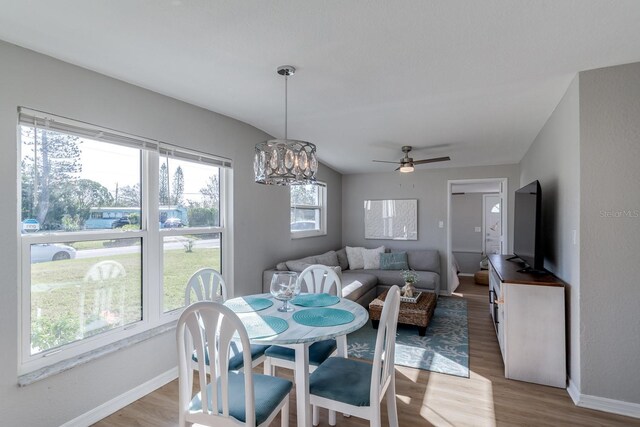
[189,372,292,425]
[192,342,270,371]
[265,339,336,366]
[309,357,372,407]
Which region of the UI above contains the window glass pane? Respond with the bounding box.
[159,156,220,228]
[20,126,141,233]
[30,239,142,355]
[163,233,221,312]
[290,208,321,231]
[291,184,318,206]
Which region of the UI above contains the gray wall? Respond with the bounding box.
[0,41,341,425]
[579,63,640,404]
[451,193,484,274]
[341,164,520,292]
[519,76,581,391]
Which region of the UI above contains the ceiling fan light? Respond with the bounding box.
[399,164,414,173]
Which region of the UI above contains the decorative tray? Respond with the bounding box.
[400,291,422,304]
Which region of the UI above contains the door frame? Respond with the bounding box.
[482,193,503,255]
[446,178,508,295]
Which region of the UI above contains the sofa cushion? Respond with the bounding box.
[346,246,365,270]
[336,248,349,270]
[340,271,378,302]
[286,256,317,272]
[379,252,409,270]
[315,250,339,267]
[362,246,385,269]
[405,250,440,274]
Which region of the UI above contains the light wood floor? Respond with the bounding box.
[94,277,640,426]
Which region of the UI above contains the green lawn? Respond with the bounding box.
[30,247,220,353]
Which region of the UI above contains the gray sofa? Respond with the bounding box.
[262,248,441,307]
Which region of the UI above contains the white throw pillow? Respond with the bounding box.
[345,246,365,270]
[362,246,385,269]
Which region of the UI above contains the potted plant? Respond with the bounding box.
[400,269,419,297]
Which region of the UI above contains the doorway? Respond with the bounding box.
[446,178,508,294]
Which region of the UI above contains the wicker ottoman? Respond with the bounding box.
[369,290,437,336]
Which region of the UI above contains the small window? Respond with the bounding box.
[290,182,327,238]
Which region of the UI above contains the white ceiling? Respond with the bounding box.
[1,1,640,174]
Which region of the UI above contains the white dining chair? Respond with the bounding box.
[185,268,268,372]
[264,264,344,374]
[177,301,292,427]
[308,285,401,427]
[264,264,344,425]
[79,260,127,338]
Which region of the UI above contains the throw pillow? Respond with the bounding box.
[362,246,385,269]
[345,246,365,270]
[379,252,409,270]
[314,250,339,267]
[276,262,289,271]
[336,248,349,270]
[285,255,317,272]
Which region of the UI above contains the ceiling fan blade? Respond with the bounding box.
[412,156,451,165]
[372,160,401,164]
[394,166,401,171]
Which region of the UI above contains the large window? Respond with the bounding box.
[290,182,327,238]
[18,108,230,374]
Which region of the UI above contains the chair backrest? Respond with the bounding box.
[370,285,401,404]
[79,260,127,337]
[177,301,256,426]
[185,268,228,305]
[298,264,343,296]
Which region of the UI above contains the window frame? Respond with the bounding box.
[17,109,232,375]
[290,181,327,239]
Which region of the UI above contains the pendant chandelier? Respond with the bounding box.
[254,65,318,186]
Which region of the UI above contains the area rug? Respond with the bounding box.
[347,296,469,378]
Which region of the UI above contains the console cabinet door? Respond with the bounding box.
[503,283,566,387]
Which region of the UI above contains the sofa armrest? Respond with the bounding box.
[262,269,278,293]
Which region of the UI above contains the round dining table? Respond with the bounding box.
[224,293,369,427]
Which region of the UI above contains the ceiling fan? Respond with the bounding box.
[372,146,451,172]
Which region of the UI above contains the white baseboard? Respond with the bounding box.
[458,273,474,277]
[567,377,640,419]
[60,367,178,427]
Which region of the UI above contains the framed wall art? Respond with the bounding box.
[364,199,418,240]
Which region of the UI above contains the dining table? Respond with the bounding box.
[223,292,369,427]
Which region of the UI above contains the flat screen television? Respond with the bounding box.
[513,180,544,271]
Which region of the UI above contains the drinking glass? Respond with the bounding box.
[270,271,300,312]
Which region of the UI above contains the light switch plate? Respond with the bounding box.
[475,227,481,232]
[438,221,444,228]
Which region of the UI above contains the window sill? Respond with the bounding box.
[291,230,327,239]
[18,321,177,386]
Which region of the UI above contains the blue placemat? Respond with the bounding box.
[292,293,340,307]
[242,315,288,339]
[224,297,273,313]
[292,308,355,327]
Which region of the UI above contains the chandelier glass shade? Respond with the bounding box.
[254,139,318,185]
[254,65,318,186]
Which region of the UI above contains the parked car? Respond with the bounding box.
[21,218,40,233]
[31,243,77,263]
[112,217,131,228]
[163,218,184,228]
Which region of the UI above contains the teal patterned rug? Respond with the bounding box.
[347,296,469,378]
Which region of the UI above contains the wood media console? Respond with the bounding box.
[488,254,566,388]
